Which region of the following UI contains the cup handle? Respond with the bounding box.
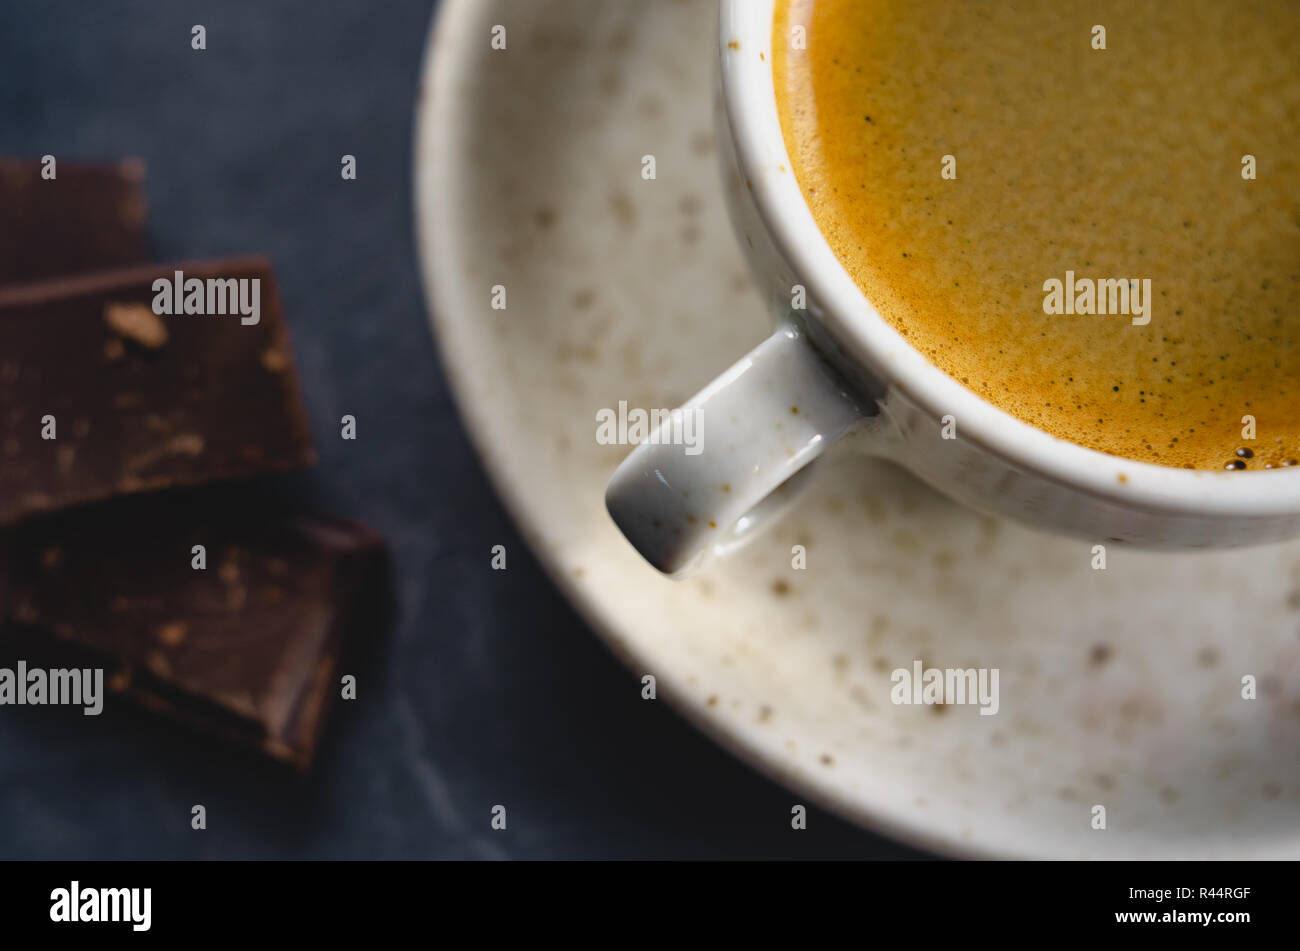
[605,320,868,574]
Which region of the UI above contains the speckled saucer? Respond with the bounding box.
[415,0,1300,858]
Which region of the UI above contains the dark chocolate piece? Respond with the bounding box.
[0,258,316,524]
[0,487,387,767]
[0,157,150,286]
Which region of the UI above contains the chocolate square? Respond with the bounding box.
[0,258,316,524]
[0,488,388,767]
[0,157,150,285]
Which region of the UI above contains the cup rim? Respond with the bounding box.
[719,0,1300,518]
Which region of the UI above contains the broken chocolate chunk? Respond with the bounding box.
[0,258,316,524]
[0,157,150,286]
[0,487,389,768]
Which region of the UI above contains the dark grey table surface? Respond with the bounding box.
[0,0,924,859]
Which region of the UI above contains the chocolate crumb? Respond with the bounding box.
[260,348,288,373]
[104,301,167,349]
[156,621,188,646]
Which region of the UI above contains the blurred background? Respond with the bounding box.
[0,0,923,859]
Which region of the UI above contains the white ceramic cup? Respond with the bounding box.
[606,0,1300,575]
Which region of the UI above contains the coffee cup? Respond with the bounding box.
[606,0,1300,574]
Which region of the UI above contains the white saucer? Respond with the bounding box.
[415,0,1300,858]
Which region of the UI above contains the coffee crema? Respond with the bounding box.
[773,0,1300,470]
